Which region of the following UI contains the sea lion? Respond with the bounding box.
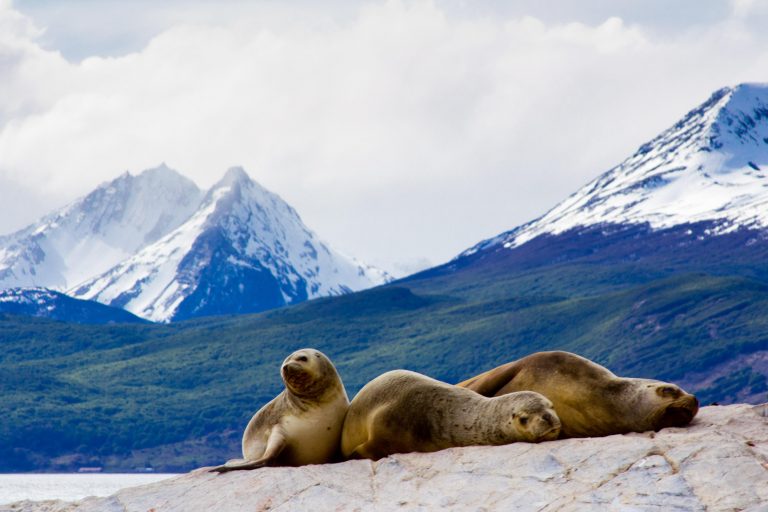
[341,369,560,460]
[210,348,349,472]
[457,351,699,438]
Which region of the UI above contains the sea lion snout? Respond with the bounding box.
[542,411,559,429]
[656,393,699,429]
[281,361,304,374]
[535,409,562,441]
[283,350,312,365]
[281,360,313,391]
[512,400,562,442]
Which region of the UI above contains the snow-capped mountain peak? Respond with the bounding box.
[0,165,203,290]
[463,83,768,256]
[71,167,391,322]
[217,165,251,186]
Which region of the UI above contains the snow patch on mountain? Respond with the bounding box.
[0,287,146,324]
[0,164,203,290]
[0,287,58,307]
[463,83,768,257]
[70,188,220,321]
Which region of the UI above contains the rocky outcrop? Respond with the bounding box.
[4,404,767,512]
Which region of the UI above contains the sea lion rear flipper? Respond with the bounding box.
[210,428,288,473]
[209,458,258,473]
[210,459,270,473]
[456,362,521,397]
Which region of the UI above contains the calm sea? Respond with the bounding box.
[0,473,178,505]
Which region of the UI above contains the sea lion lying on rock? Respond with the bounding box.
[210,348,349,472]
[341,369,561,460]
[457,351,699,438]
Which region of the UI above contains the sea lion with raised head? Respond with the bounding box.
[341,369,560,460]
[210,348,349,472]
[457,351,699,438]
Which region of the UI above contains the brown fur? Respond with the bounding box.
[457,351,699,438]
[210,349,349,472]
[341,370,561,460]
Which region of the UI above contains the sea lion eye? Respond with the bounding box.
[657,386,678,398]
[519,416,528,426]
[296,355,309,362]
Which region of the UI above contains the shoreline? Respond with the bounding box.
[0,473,179,506]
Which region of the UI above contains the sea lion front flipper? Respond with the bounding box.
[210,428,288,473]
[256,426,288,463]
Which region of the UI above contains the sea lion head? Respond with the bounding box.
[503,392,562,442]
[634,380,699,430]
[281,348,343,400]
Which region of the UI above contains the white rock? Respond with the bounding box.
[4,404,767,512]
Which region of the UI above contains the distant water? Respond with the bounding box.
[0,474,178,505]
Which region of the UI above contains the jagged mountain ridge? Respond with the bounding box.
[70,167,390,322]
[0,164,202,291]
[0,165,389,322]
[463,83,768,257]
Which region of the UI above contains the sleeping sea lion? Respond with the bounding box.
[341,369,560,460]
[457,351,699,438]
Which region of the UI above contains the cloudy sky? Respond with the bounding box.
[1,0,767,275]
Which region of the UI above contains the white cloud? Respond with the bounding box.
[0,0,767,274]
[0,1,69,123]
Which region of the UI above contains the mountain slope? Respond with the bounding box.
[2,265,766,471]
[71,168,390,322]
[0,288,147,324]
[464,83,768,256]
[0,164,202,291]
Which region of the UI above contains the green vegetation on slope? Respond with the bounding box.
[2,265,767,471]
